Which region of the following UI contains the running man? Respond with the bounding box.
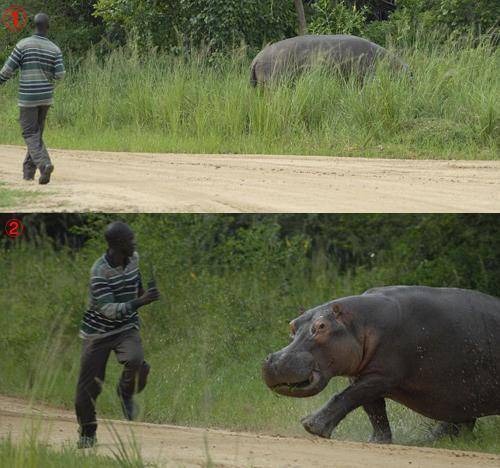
[75,222,160,448]
[0,13,65,184]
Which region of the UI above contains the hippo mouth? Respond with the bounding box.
[271,370,326,397]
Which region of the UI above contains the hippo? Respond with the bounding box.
[262,286,500,442]
[250,34,409,86]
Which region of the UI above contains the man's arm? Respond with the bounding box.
[91,275,159,320]
[137,272,145,296]
[53,50,65,81]
[0,46,22,85]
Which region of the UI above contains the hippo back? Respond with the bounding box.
[250,34,408,86]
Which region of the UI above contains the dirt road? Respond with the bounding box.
[1,396,499,467]
[1,145,499,212]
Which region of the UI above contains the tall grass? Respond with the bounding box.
[0,436,132,468]
[0,34,498,159]
[1,215,499,454]
[0,423,150,467]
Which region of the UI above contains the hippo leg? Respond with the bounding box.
[301,376,390,439]
[363,398,392,443]
[431,420,476,440]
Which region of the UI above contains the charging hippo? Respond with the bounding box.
[250,34,409,86]
[262,286,500,442]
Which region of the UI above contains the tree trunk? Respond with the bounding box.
[293,0,307,35]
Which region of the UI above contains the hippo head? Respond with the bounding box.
[262,301,363,397]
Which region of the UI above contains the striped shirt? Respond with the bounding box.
[0,34,65,107]
[80,252,143,340]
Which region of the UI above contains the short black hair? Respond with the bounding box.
[104,222,134,245]
[34,13,49,29]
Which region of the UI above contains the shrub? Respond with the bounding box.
[309,0,369,36]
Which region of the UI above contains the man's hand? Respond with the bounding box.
[140,287,160,305]
[128,288,160,311]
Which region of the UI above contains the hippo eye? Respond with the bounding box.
[311,322,326,336]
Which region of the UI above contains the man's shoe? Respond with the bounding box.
[23,173,35,181]
[77,435,97,449]
[38,163,54,185]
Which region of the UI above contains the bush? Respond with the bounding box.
[0,0,106,62]
[309,0,369,36]
[387,0,500,42]
[93,0,297,53]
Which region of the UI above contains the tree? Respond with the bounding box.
[294,0,308,34]
[94,0,297,52]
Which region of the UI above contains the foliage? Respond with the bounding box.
[93,0,297,53]
[309,0,369,36]
[0,0,105,62]
[385,0,500,43]
[179,0,297,52]
[306,0,499,44]
[351,214,500,294]
[1,0,497,63]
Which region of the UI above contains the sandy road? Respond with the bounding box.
[1,396,499,467]
[0,145,499,212]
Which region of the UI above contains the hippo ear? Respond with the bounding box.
[331,303,342,319]
[298,306,305,315]
[331,304,354,328]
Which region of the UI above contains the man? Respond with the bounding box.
[75,222,160,449]
[0,13,65,184]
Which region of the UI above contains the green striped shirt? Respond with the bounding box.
[80,252,142,339]
[0,34,65,107]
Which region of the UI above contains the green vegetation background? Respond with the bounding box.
[0,1,498,159]
[0,214,499,454]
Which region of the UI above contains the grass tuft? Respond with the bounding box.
[0,183,43,209]
[0,434,140,468]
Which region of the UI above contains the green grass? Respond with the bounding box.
[0,439,115,468]
[0,437,130,468]
[0,34,498,159]
[1,216,499,456]
[0,424,150,468]
[0,183,42,208]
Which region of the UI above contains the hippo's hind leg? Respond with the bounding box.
[431,420,476,440]
[363,398,392,444]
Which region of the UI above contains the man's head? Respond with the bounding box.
[105,222,136,258]
[33,13,49,36]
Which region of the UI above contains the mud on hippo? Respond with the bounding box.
[262,286,500,442]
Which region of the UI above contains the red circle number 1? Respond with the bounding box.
[5,218,24,238]
[2,5,28,32]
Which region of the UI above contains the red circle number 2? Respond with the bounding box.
[5,218,24,238]
[2,5,28,32]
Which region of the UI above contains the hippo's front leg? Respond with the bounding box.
[301,376,390,438]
